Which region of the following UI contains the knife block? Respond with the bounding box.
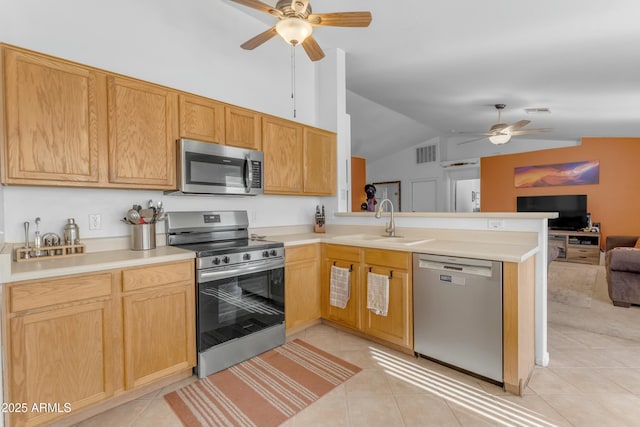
[314,222,326,233]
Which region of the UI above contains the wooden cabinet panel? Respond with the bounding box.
[364,248,411,270]
[122,283,196,390]
[107,76,177,188]
[10,272,112,313]
[303,127,336,195]
[262,116,303,194]
[285,245,321,331]
[225,106,261,150]
[179,94,225,143]
[321,244,361,330]
[2,47,106,185]
[122,260,194,292]
[361,264,412,349]
[8,301,114,427]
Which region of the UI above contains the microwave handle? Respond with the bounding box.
[244,155,253,193]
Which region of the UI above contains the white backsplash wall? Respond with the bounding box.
[3,186,327,243]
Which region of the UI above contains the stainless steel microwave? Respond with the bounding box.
[168,139,264,196]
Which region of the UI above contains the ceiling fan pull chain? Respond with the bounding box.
[291,44,297,118]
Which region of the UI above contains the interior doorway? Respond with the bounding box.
[455,178,480,212]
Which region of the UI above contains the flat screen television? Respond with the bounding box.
[517,195,588,230]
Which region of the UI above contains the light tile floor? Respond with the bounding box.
[75,263,640,427]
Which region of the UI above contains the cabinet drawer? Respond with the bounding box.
[9,272,113,313]
[566,247,599,264]
[325,244,360,262]
[122,260,194,292]
[364,248,410,270]
[286,244,319,263]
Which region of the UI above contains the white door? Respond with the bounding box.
[411,179,437,212]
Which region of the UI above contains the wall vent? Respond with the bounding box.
[416,144,437,164]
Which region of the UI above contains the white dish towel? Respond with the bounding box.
[367,272,389,316]
[330,265,351,309]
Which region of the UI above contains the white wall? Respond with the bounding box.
[367,137,446,212]
[0,0,347,242]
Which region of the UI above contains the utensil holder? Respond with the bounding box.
[130,223,156,250]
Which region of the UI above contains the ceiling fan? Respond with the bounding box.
[458,104,552,145]
[229,0,372,61]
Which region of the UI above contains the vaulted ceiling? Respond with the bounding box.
[228,0,640,161]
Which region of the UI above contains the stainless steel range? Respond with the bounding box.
[165,210,285,378]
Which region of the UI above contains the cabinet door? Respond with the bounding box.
[179,94,225,143]
[107,76,178,188]
[122,283,196,390]
[263,116,303,194]
[322,258,360,329]
[303,127,336,195]
[8,301,114,427]
[285,245,321,331]
[3,47,106,186]
[362,266,412,349]
[225,106,261,150]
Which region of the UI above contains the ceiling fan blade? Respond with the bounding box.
[457,136,489,145]
[509,128,553,136]
[501,120,531,133]
[229,0,282,16]
[240,27,278,50]
[301,35,325,61]
[308,12,372,27]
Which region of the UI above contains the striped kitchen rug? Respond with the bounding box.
[165,339,361,427]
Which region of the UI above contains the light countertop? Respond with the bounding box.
[7,245,195,283]
[269,230,539,264]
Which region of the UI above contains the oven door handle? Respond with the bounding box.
[198,259,283,282]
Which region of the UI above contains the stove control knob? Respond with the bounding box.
[269,249,278,257]
[262,250,270,258]
[243,253,251,261]
[212,257,221,265]
[222,256,230,264]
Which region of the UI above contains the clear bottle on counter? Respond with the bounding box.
[63,218,80,245]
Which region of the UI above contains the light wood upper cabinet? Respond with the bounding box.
[179,93,225,144]
[1,47,107,186]
[303,127,336,195]
[107,76,178,189]
[262,116,304,194]
[6,272,117,427]
[225,106,262,150]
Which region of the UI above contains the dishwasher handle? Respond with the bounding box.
[417,258,494,277]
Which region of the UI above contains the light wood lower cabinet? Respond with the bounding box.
[3,260,195,427]
[5,272,117,427]
[121,261,195,390]
[284,244,321,332]
[321,244,362,330]
[362,249,413,349]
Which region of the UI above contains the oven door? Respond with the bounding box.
[178,139,263,195]
[196,259,284,353]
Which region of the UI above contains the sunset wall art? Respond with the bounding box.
[514,160,600,188]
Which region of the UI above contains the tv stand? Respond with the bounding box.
[548,230,600,265]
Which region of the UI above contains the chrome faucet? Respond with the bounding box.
[375,198,396,237]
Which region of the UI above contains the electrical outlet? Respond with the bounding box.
[89,214,101,230]
[487,219,505,230]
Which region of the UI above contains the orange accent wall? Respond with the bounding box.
[481,137,640,246]
[351,156,367,212]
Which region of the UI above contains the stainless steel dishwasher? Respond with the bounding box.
[413,253,503,383]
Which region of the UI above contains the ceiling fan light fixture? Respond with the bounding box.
[488,134,511,145]
[276,17,312,45]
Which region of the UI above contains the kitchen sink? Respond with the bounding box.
[331,234,432,246]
